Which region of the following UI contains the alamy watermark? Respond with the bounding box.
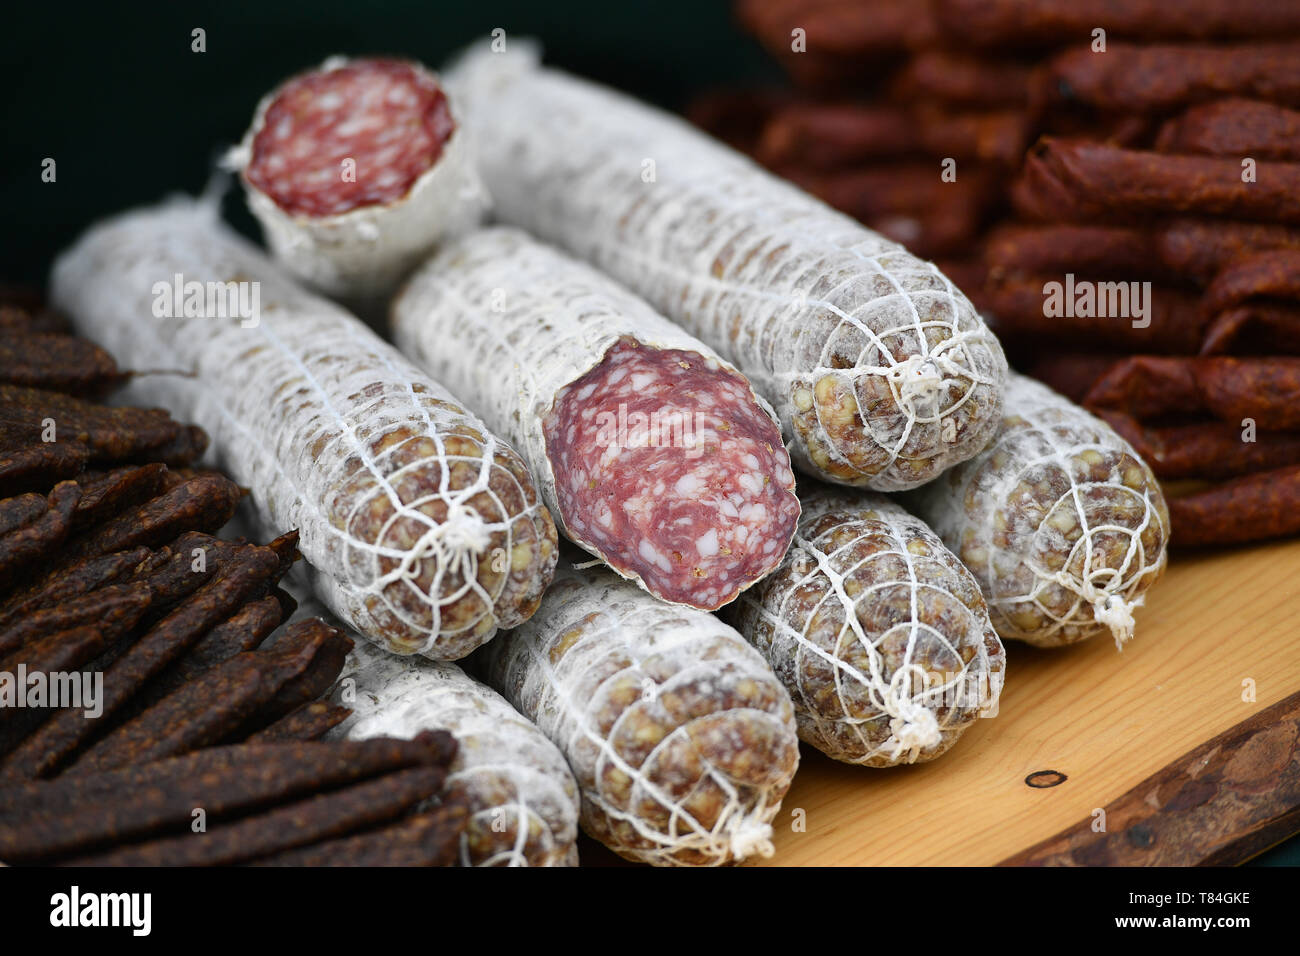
[0,666,103,718]
[50,886,151,936]
[152,273,260,327]
[1042,273,1151,329]
[594,403,711,459]
[902,669,1002,716]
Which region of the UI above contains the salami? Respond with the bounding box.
[333,636,580,867]
[445,45,1008,491]
[1013,140,1300,226]
[51,200,557,660]
[481,563,800,866]
[728,490,1004,767]
[1155,99,1300,162]
[392,228,799,610]
[1167,464,1300,547]
[934,0,1300,45]
[1043,41,1300,114]
[227,56,486,301]
[1156,219,1300,284]
[1094,411,1300,481]
[909,373,1170,649]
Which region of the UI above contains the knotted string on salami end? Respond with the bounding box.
[726,816,776,862]
[391,503,493,588]
[1043,559,1145,651]
[885,328,995,423]
[885,671,944,762]
[1046,544,1146,652]
[889,354,944,414]
[424,503,493,556]
[731,492,1007,768]
[1093,592,1140,652]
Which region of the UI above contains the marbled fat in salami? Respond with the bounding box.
[545,340,799,609]
[392,228,799,611]
[447,46,1007,491]
[230,57,486,300]
[245,59,453,218]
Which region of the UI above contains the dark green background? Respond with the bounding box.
[0,0,778,285]
[2,0,1295,867]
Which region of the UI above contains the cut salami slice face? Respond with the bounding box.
[545,339,799,610]
[445,45,1008,491]
[391,227,799,612]
[245,58,454,218]
[231,56,486,301]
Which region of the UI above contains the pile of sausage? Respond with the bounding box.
[693,0,1300,548]
[33,41,1187,867]
[0,304,485,865]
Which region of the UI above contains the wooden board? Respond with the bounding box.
[741,537,1300,866]
[1003,689,1300,865]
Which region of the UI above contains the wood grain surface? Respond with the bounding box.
[741,537,1300,867]
[1001,689,1300,865]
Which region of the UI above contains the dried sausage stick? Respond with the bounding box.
[67,764,449,866]
[1014,139,1300,225]
[1043,41,1300,114]
[1167,464,1300,547]
[935,0,1300,46]
[1156,99,1300,162]
[248,801,467,866]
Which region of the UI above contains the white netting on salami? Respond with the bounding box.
[728,490,1005,767]
[445,44,1008,492]
[228,56,486,300]
[392,227,799,610]
[910,372,1170,649]
[333,639,580,866]
[481,564,800,867]
[51,199,556,660]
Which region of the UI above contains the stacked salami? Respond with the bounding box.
[0,294,470,865]
[702,0,1034,263]
[23,38,1184,868]
[695,0,1300,547]
[392,227,801,612]
[445,44,1008,493]
[52,200,557,661]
